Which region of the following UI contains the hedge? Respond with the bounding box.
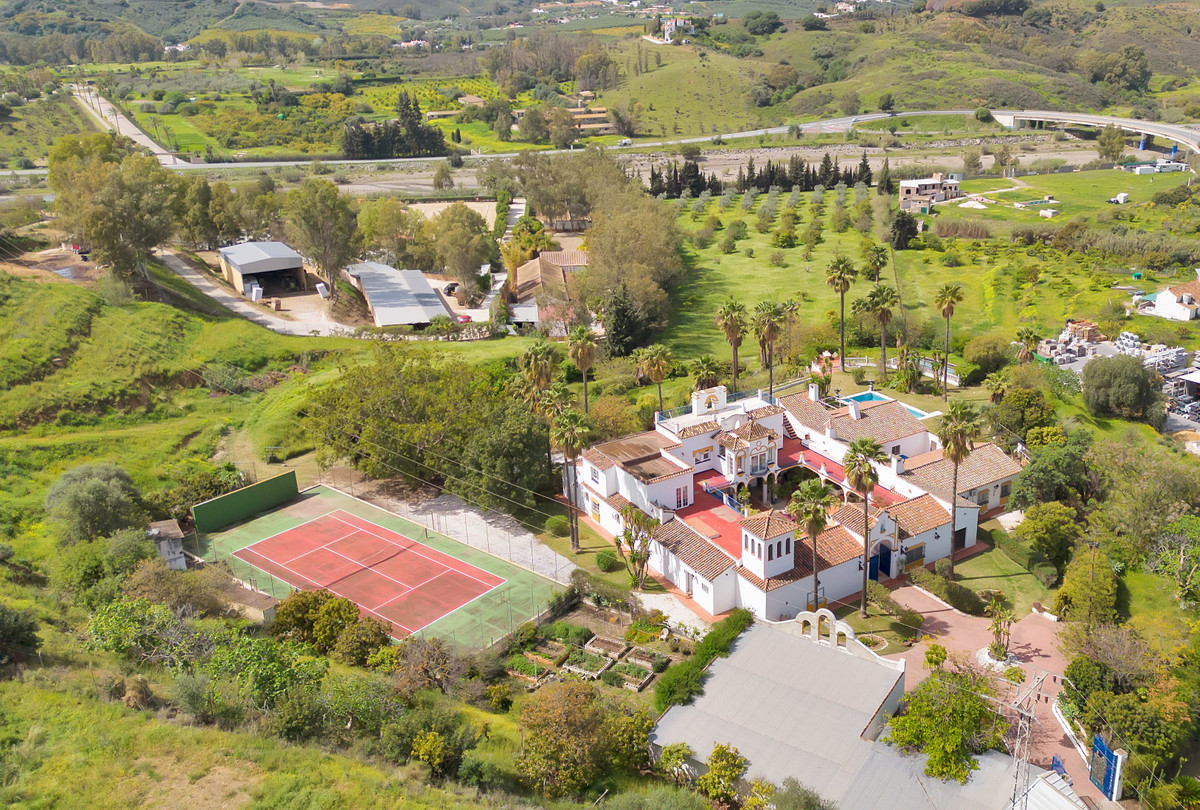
[653,608,753,712]
[990,528,1059,588]
[493,189,512,239]
[910,568,985,615]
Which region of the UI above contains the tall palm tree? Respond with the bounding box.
[639,344,674,412]
[933,283,964,401]
[936,400,981,578]
[843,438,886,618]
[752,301,785,397]
[500,240,532,294]
[539,381,574,476]
[551,409,591,553]
[692,354,721,390]
[786,478,837,612]
[1016,327,1040,364]
[714,298,748,393]
[983,369,1011,404]
[630,347,648,385]
[826,254,857,373]
[521,340,556,393]
[862,284,900,379]
[567,325,597,414]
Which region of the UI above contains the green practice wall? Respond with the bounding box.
[192,471,299,533]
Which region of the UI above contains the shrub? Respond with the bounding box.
[652,655,670,673]
[600,670,623,687]
[866,580,901,615]
[459,750,504,791]
[654,609,752,712]
[506,654,545,678]
[542,620,593,647]
[545,515,570,537]
[596,549,620,573]
[991,528,1059,586]
[934,558,952,579]
[910,568,984,615]
[897,607,924,634]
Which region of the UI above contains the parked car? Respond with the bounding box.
[457,315,471,324]
[443,282,459,295]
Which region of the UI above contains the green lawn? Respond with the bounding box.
[1121,570,1194,657]
[953,537,1051,617]
[837,602,921,651]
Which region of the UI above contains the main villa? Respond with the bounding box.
[576,385,1021,620]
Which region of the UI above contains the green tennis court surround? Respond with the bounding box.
[191,471,299,533]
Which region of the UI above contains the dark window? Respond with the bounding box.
[768,545,774,561]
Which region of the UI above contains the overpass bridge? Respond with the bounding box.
[992,109,1200,154]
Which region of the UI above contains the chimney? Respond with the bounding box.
[891,455,904,474]
[808,383,820,402]
[932,172,944,183]
[848,400,861,420]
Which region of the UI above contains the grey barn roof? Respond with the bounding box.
[345,263,451,327]
[218,242,303,273]
[650,623,1079,810]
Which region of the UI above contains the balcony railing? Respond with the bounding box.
[701,481,750,516]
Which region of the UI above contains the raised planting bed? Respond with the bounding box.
[505,653,550,683]
[527,639,569,668]
[858,633,888,652]
[624,615,667,644]
[585,635,629,659]
[561,648,613,679]
[610,660,654,691]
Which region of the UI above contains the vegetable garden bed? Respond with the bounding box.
[610,661,654,692]
[528,639,569,667]
[585,635,628,659]
[561,648,613,679]
[506,653,550,683]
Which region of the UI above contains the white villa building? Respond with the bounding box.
[576,385,1021,620]
[1152,271,1200,322]
[897,172,963,213]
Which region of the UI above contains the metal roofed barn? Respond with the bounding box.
[343,263,452,327]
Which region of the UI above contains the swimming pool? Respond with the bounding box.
[842,391,929,419]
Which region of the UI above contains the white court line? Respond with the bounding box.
[370,569,450,613]
[328,510,507,590]
[230,509,341,559]
[279,522,364,566]
[402,579,506,637]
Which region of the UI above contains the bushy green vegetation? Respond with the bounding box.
[653,608,753,712]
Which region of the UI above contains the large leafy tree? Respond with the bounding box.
[357,197,421,267]
[825,255,857,372]
[284,177,360,303]
[932,283,964,400]
[44,463,146,544]
[885,667,1008,783]
[843,438,886,617]
[1010,430,1098,509]
[936,400,981,577]
[714,298,748,392]
[1082,354,1162,423]
[787,478,837,610]
[618,504,661,588]
[1014,501,1081,573]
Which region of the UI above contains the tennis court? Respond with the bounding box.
[193,480,561,648]
[234,510,506,639]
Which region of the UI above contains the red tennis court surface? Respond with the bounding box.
[233,509,505,639]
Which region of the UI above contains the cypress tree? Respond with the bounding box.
[605,282,645,357]
[876,157,892,195]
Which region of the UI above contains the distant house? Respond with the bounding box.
[662,17,695,40]
[457,94,486,108]
[217,242,307,299]
[898,172,963,213]
[342,263,452,327]
[514,250,589,334]
[1153,270,1200,322]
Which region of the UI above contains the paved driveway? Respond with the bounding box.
[884,585,1104,805]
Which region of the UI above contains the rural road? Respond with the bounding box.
[70,84,195,167]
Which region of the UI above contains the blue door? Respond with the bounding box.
[878,545,892,579]
[868,554,880,582]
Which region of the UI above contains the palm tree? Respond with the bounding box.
[863,243,889,283]
[567,326,597,414]
[893,345,922,394]
[843,438,886,618]
[983,369,1011,404]
[551,409,591,553]
[714,298,748,394]
[936,400,981,578]
[1016,327,1040,364]
[692,354,721,390]
[786,478,837,611]
[752,301,785,397]
[521,340,556,393]
[500,240,532,294]
[539,381,574,476]
[933,283,964,401]
[826,254,857,373]
[862,283,900,379]
[639,344,674,412]
[630,347,648,385]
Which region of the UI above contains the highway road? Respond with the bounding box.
[27,105,1200,179]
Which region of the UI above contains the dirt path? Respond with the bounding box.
[70,84,194,167]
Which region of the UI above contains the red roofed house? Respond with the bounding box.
[574,384,1022,619]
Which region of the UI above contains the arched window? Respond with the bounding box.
[768,545,774,561]
[776,540,782,558]
[785,537,791,555]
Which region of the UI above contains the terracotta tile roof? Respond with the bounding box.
[829,400,926,445]
[901,443,1021,500]
[746,403,785,418]
[676,420,719,439]
[885,494,951,539]
[738,509,795,540]
[831,503,881,538]
[736,524,862,590]
[778,393,832,432]
[1167,279,1200,300]
[654,519,735,581]
[537,250,589,268]
[582,448,615,470]
[715,430,747,451]
[730,420,775,442]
